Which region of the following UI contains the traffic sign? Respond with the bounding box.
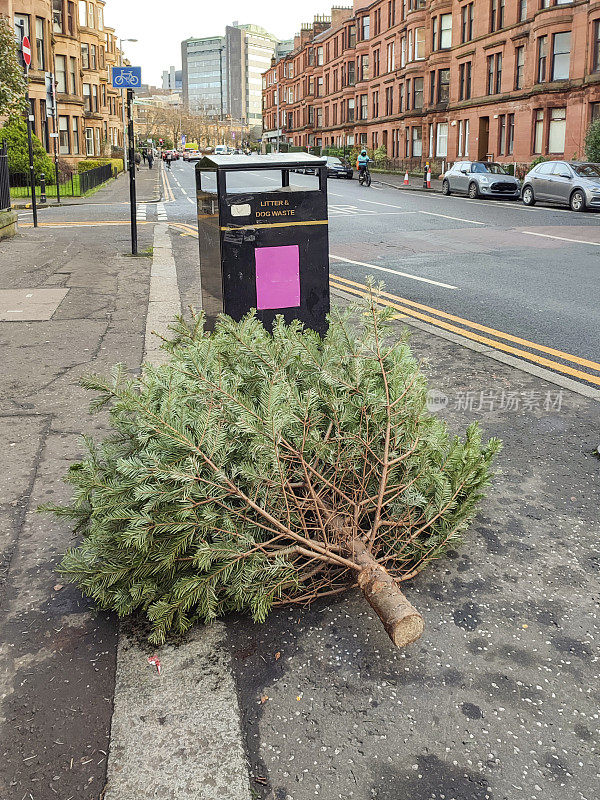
[22,36,31,68]
[112,66,142,89]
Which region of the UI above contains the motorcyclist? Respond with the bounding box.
[356,149,370,179]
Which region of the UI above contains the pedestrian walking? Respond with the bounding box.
[142,151,147,165]
[166,152,172,170]
[147,151,154,170]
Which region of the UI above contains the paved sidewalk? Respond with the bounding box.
[0,184,155,800]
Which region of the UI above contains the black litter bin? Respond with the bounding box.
[195,153,330,335]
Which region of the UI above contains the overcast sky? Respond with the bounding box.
[104,0,333,87]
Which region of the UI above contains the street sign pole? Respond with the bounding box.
[127,88,138,255]
[20,32,38,227]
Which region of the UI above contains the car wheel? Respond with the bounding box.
[570,189,586,212]
[522,185,536,206]
[442,179,451,196]
[468,182,479,199]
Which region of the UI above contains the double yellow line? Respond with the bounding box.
[144,222,600,388]
[162,166,176,202]
[330,275,600,388]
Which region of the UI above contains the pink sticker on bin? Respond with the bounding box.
[255,245,301,311]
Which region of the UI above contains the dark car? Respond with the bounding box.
[442,161,520,199]
[326,156,353,179]
[521,161,600,211]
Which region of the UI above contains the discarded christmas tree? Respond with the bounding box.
[48,293,501,647]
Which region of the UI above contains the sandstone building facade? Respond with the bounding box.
[1,0,128,164]
[262,0,600,166]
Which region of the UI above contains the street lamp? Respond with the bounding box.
[119,38,138,170]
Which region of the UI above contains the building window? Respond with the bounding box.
[551,32,570,81]
[52,1,63,33]
[317,46,323,66]
[458,119,470,157]
[72,117,80,154]
[415,27,425,60]
[459,61,472,100]
[437,69,450,104]
[548,107,566,152]
[59,116,70,154]
[594,21,600,73]
[373,49,380,77]
[413,77,424,109]
[388,0,396,27]
[373,90,379,118]
[85,126,94,155]
[97,6,103,29]
[347,98,355,122]
[537,36,548,82]
[387,42,395,72]
[83,83,91,112]
[360,94,368,120]
[69,56,77,93]
[348,25,356,48]
[461,4,474,43]
[82,43,90,69]
[88,2,94,28]
[401,36,406,67]
[487,53,502,94]
[519,0,527,21]
[515,46,525,89]
[498,114,507,155]
[412,126,423,157]
[385,86,394,116]
[90,45,97,70]
[92,84,98,112]
[436,122,448,157]
[507,113,515,155]
[592,102,600,122]
[14,13,30,41]
[440,14,452,49]
[79,0,87,26]
[360,54,369,81]
[533,109,544,153]
[35,18,45,70]
[67,2,75,34]
[55,55,67,93]
[362,15,370,40]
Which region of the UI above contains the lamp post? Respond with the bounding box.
[119,38,138,170]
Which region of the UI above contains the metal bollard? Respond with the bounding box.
[40,173,47,204]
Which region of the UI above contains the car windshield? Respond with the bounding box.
[472,162,508,174]
[572,164,600,178]
[328,158,342,165]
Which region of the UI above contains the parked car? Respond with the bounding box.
[442,161,520,199]
[521,161,600,211]
[326,156,353,179]
[161,150,179,161]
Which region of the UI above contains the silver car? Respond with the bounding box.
[442,161,521,199]
[521,161,600,212]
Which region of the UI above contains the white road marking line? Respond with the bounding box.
[418,210,485,225]
[330,255,458,289]
[156,202,168,221]
[329,210,416,218]
[187,197,195,205]
[521,230,600,247]
[338,196,406,210]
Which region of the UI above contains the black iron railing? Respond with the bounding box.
[0,142,11,212]
[79,163,114,194]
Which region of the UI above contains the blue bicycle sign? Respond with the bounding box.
[112,66,142,88]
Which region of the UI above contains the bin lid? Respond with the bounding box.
[196,153,327,172]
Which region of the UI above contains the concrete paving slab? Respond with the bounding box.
[0,288,69,321]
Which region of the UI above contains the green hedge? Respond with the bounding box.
[77,158,123,174]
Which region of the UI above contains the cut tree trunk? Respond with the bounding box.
[352,540,424,648]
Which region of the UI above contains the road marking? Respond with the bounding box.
[337,196,406,210]
[520,230,600,247]
[21,221,156,228]
[330,204,378,215]
[330,274,600,386]
[137,204,147,221]
[330,255,458,289]
[329,210,416,218]
[187,196,195,205]
[157,203,168,221]
[418,210,485,225]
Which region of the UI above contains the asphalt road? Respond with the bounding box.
[160,159,600,388]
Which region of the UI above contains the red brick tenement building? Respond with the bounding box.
[262,0,600,167]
